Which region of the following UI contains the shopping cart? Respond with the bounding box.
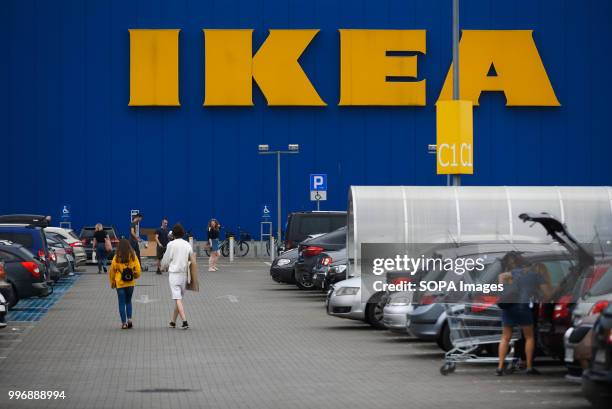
[439,300,521,375]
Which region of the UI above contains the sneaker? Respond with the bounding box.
[181,321,189,330]
[495,368,504,376]
[526,368,541,375]
[127,320,133,329]
[103,267,107,273]
[156,269,162,275]
[169,321,176,329]
[121,323,129,330]
[208,268,215,272]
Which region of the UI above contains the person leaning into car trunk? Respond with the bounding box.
[161,223,192,330]
[92,223,109,274]
[108,239,141,330]
[497,255,553,376]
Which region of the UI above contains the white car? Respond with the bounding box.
[45,227,87,267]
[326,276,387,329]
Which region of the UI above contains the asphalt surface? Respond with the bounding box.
[0,260,591,409]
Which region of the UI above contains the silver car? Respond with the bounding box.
[45,227,87,267]
[382,291,413,333]
[326,276,387,329]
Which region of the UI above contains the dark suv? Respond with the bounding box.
[79,226,119,262]
[284,211,346,251]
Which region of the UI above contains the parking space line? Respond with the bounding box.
[264,262,272,266]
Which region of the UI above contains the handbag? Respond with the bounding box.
[104,236,112,252]
[497,271,521,309]
[186,252,199,292]
[121,267,134,282]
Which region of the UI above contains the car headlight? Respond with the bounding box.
[334,264,347,274]
[276,258,291,266]
[335,287,360,296]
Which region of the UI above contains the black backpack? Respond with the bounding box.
[121,267,134,282]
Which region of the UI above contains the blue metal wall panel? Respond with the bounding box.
[1,0,611,238]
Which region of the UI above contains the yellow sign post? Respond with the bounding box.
[436,100,473,175]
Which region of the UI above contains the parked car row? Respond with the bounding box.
[271,211,612,408]
[0,214,95,327]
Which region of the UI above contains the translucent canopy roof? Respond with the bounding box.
[347,186,612,276]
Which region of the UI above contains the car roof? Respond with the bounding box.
[0,224,43,231]
[0,214,50,227]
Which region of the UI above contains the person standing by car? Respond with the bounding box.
[497,255,553,375]
[92,223,109,274]
[155,218,169,275]
[161,223,192,330]
[129,213,143,262]
[108,239,141,330]
[207,219,220,272]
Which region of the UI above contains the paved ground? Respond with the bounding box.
[0,260,591,409]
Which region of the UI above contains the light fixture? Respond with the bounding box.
[258,144,269,152]
[288,144,299,151]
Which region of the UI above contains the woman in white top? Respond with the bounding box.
[160,223,192,330]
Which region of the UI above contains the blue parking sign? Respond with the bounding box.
[310,174,327,191]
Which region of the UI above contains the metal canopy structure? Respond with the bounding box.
[347,186,612,277]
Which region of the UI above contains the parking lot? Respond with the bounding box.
[0,260,591,409]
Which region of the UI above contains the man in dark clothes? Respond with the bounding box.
[155,218,170,274]
[129,213,143,262]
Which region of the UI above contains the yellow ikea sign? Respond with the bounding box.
[128,29,560,107]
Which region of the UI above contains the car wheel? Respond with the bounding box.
[295,275,315,290]
[5,283,19,309]
[366,293,387,329]
[436,322,453,351]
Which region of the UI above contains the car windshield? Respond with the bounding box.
[585,264,612,297]
[297,216,346,236]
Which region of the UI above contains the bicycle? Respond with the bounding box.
[265,238,283,257]
[205,227,251,257]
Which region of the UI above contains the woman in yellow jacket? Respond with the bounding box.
[108,239,141,329]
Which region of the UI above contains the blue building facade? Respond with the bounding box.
[1,0,611,238]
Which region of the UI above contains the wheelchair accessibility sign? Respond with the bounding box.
[310,174,327,202]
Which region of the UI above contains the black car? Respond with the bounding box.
[0,240,51,308]
[294,227,346,290]
[270,247,299,283]
[582,304,612,408]
[312,248,347,291]
[283,211,346,251]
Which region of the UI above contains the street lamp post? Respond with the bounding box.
[258,144,300,252]
[451,0,461,187]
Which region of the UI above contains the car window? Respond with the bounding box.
[0,232,34,249]
[68,231,80,240]
[0,249,17,262]
[585,265,612,297]
[309,228,346,246]
[17,246,34,260]
[296,215,346,236]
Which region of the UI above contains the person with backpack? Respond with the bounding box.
[109,239,141,330]
[161,223,192,330]
[496,254,552,375]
